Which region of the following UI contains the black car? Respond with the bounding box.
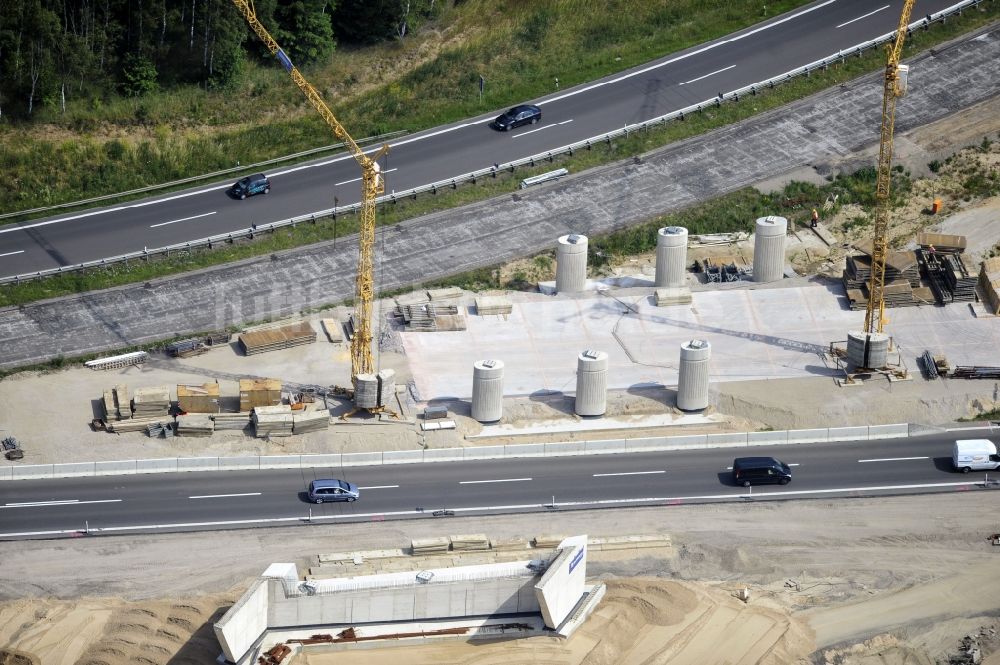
[492,104,542,131]
[230,173,271,200]
[732,456,792,487]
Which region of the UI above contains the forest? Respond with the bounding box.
[0,0,439,120]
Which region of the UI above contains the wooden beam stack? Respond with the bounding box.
[238,322,316,355]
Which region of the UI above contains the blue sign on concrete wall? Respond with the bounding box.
[569,546,585,574]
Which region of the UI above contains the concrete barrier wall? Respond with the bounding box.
[0,423,913,480]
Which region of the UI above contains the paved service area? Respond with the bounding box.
[402,283,1000,401]
[3,25,1000,370]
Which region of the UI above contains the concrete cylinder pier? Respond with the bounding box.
[353,373,379,409]
[846,331,890,370]
[752,216,787,283]
[574,350,608,416]
[471,359,505,422]
[556,234,588,293]
[677,339,711,411]
[655,226,688,288]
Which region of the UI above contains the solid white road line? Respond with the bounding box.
[836,5,891,29]
[0,250,25,257]
[149,211,217,228]
[359,485,400,490]
[459,478,532,485]
[1,499,122,509]
[679,64,736,86]
[334,167,398,187]
[0,479,987,538]
[188,492,261,499]
[593,471,666,477]
[858,456,929,463]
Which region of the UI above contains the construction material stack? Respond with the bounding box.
[252,405,294,437]
[411,537,451,555]
[239,379,282,412]
[292,409,329,434]
[238,321,316,355]
[132,387,171,419]
[449,534,491,551]
[475,293,513,316]
[211,413,251,432]
[175,414,215,437]
[177,383,221,413]
[980,256,1000,315]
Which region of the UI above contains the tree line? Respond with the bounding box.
[0,0,441,120]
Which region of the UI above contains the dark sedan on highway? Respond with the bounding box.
[492,104,542,131]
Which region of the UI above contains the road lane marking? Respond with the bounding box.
[1,499,122,509]
[512,126,552,138]
[836,5,890,29]
[334,167,398,187]
[725,463,799,470]
[557,119,574,125]
[0,250,25,257]
[858,456,929,463]
[679,65,736,86]
[593,471,665,477]
[150,211,217,228]
[0,479,987,538]
[188,492,261,499]
[359,485,399,490]
[459,478,532,484]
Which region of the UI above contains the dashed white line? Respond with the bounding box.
[593,471,666,477]
[836,5,891,29]
[858,456,929,463]
[459,478,532,485]
[0,250,25,258]
[359,485,400,490]
[188,492,261,499]
[335,167,398,187]
[1,499,122,509]
[512,126,552,138]
[149,211,217,228]
[679,64,736,86]
[557,119,574,125]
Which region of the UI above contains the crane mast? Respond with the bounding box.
[864,0,915,334]
[231,0,387,384]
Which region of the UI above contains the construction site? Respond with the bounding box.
[2,3,1000,665]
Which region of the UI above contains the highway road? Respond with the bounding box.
[1,433,996,540]
[0,0,963,276]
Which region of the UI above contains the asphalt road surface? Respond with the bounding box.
[1,432,996,540]
[0,0,961,276]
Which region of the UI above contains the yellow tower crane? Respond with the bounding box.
[231,0,389,405]
[864,0,915,335]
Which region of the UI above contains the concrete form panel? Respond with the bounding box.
[463,445,506,460]
[214,578,268,664]
[93,460,138,475]
[382,450,425,464]
[584,439,627,454]
[868,423,909,439]
[706,432,749,446]
[829,426,870,441]
[218,456,261,471]
[340,452,383,467]
[747,431,789,445]
[11,464,54,480]
[51,462,96,478]
[135,458,178,474]
[176,457,220,473]
[504,443,546,458]
[786,428,830,444]
[544,441,586,456]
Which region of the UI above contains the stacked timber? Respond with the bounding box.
[411,537,451,555]
[238,321,316,355]
[132,387,171,419]
[252,404,294,438]
[980,256,1000,315]
[845,282,920,311]
[101,390,116,421]
[917,232,967,254]
[239,378,282,412]
[427,287,463,301]
[475,294,513,316]
[212,413,251,432]
[114,384,130,419]
[176,414,215,437]
[177,383,221,413]
[320,319,343,343]
[843,251,920,290]
[107,417,169,434]
[449,534,491,551]
[292,409,329,434]
[654,287,693,306]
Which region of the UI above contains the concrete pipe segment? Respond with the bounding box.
[471,359,505,422]
[655,226,688,288]
[846,331,890,370]
[575,350,609,416]
[677,339,711,411]
[752,216,788,283]
[556,234,589,293]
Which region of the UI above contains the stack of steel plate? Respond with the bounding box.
[176,414,215,437]
[132,386,171,418]
[238,322,316,355]
[292,409,329,434]
[252,405,294,437]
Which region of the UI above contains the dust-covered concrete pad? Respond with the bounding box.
[401,284,1000,401]
[3,26,1000,370]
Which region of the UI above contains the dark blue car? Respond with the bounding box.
[231,173,271,199]
[492,104,542,131]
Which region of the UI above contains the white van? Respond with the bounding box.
[952,439,1000,473]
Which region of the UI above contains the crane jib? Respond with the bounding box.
[276,49,294,73]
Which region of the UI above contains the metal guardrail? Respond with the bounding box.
[0,130,407,222]
[0,0,981,286]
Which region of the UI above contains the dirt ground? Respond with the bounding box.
[1,492,999,664]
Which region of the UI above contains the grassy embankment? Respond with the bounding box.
[1,1,999,309]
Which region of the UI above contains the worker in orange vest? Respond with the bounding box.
[811,208,819,228]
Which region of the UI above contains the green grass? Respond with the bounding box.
[1,2,997,308]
